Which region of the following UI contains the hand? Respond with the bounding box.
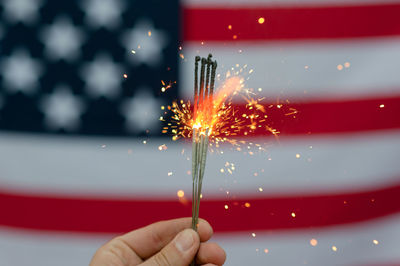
[90,217,226,266]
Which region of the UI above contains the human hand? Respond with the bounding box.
[90,217,226,266]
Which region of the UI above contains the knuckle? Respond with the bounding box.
[153,250,172,266]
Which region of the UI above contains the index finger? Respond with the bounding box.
[120,217,213,259]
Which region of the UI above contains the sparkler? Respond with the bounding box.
[189,54,217,266]
[191,54,217,235]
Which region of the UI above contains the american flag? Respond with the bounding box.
[1,0,400,265]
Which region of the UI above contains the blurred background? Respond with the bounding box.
[1,0,400,265]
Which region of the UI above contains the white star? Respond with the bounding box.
[40,16,85,61]
[80,0,125,29]
[120,89,162,133]
[80,53,123,98]
[40,85,85,131]
[0,49,43,94]
[121,20,168,66]
[2,0,42,25]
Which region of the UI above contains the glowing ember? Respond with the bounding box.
[310,239,318,246]
[258,17,265,24]
[291,212,296,218]
[224,204,229,209]
[177,190,184,198]
[158,144,167,151]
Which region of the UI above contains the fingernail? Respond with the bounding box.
[175,229,195,252]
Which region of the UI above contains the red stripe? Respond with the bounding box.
[183,4,400,41]
[1,180,400,233]
[223,95,400,136]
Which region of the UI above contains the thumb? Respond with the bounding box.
[141,229,200,266]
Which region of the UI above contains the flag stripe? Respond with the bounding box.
[1,130,400,197]
[216,214,400,266]
[230,96,400,136]
[183,4,400,41]
[183,0,400,7]
[1,180,400,233]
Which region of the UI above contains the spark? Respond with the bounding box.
[344,62,350,68]
[258,187,263,192]
[101,144,106,148]
[148,30,152,36]
[264,249,269,254]
[177,190,185,198]
[332,246,337,252]
[258,17,265,24]
[337,64,343,71]
[310,239,318,246]
[233,35,237,39]
[379,104,385,108]
[244,202,251,208]
[228,25,232,30]
[224,204,229,209]
[158,144,167,151]
[296,153,301,158]
[373,239,379,245]
[291,212,296,218]
[131,50,136,54]
[167,171,173,176]
[252,233,256,237]
[123,74,128,78]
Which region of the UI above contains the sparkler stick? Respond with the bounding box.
[191,55,217,266]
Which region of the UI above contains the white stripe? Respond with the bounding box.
[0,130,399,198]
[219,214,400,266]
[1,214,400,266]
[183,0,400,7]
[180,38,400,102]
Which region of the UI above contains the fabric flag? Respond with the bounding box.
[1,0,400,265]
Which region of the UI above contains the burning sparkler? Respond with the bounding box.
[191,54,217,232]
[189,54,217,266]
